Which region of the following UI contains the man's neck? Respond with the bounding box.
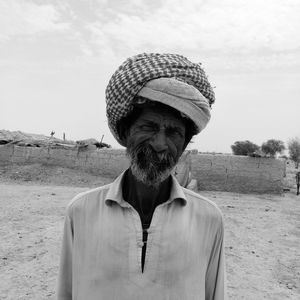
[123,168,172,215]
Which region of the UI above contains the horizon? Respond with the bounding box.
[0,128,292,157]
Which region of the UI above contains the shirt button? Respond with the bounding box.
[138,241,144,248]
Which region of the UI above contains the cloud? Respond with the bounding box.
[81,0,300,71]
[1,0,299,71]
[0,0,69,41]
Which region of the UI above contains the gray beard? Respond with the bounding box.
[126,144,177,189]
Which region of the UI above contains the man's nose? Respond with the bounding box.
[150,131,168,153]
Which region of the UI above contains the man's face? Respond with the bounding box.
[125,105,186,188]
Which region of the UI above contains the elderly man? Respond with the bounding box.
[57,53,226,300]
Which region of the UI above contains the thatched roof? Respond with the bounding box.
[76,138,111,149]
[0,130,75,148]
[0,130,111,149]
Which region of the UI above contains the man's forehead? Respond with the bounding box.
[136,106,185,127]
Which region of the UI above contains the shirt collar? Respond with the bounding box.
[105,170,187,207]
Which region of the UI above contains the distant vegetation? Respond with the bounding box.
[288,137,300,168]
[231,141,260,156]
[261,139,285,157]
[231,139,288,158]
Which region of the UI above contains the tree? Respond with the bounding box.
[288,137,300,168]
[231,140,260,156]
[261,139,285,157]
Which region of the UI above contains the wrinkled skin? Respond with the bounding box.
[124,105,186,187]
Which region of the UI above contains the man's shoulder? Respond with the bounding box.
[182,187,223,222]
[66,183,112,214]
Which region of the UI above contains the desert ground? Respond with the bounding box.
[0,163,299,300]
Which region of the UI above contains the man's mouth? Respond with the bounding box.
[127,143,176,187]
[136,145,173,171]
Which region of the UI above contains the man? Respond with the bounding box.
[57,53,226,300]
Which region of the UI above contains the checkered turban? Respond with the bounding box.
[106,53,215,146]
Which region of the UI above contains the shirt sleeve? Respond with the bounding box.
[205,216,227,300]
[56,212,73,300]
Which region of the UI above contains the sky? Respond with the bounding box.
[1,0,300,153]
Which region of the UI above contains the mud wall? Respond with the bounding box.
[190,154,284,193]
[0,145,285,193]
[0,145,128,178]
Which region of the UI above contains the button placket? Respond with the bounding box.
[137,241,144,248]
[128,207,144,272]
[142,205,163,273]
[128,204,164,274]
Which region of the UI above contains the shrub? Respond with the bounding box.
[261,139,285,157]
[231,140,260,156]
[288,137,300,168]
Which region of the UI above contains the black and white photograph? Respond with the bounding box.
[1,1,300,299]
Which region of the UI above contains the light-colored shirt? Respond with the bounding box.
[57,172,227,300]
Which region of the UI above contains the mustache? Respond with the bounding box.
[126,142,177,188]
[128,143,175,170]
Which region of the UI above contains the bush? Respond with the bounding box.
[231,140,260,156]
[288,137,300,168]
[261,139,285,157]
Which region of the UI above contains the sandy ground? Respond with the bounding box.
[0,164,299,299]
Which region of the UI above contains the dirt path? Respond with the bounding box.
[201,190,300,300]
[0,184,89,300]
[0,182,299,299]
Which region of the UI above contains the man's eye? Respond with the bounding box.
[139,125,154,131]
[167,128,183,137]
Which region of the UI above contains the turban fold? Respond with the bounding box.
[105,53,215,146]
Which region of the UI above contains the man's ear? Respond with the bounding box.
[118,123,129,146]
[182,136,192,152]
